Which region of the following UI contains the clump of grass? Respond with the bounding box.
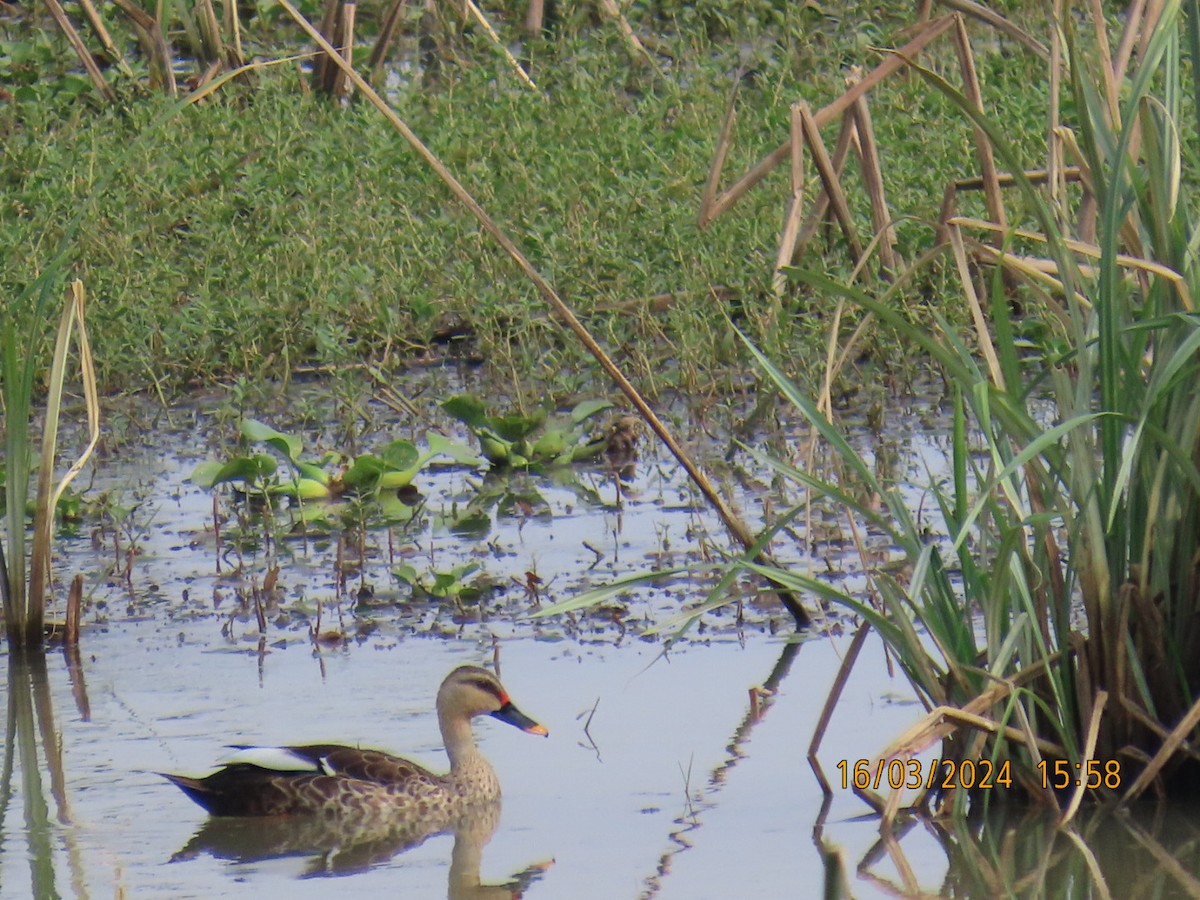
[734,0,1200,814]
[2,279,100,648]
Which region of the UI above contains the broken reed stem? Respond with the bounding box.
[111,0,178,95]
[797,100,864,266]
[699,15,957,227]
[461,0,540,93]
[368,0,406,78]
[65,573,83,646]
[42,0,117,101]
[275,0,810,628]
[771,104,806,299]
[76,0,134,77]
[952,15,1006,236]
[331,0,356,99]
[849,94,899,275]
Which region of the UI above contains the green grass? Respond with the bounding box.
[1,4,1051,400]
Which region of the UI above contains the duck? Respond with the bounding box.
[162,665,548,818]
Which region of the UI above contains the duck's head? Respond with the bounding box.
[437,665,548,736]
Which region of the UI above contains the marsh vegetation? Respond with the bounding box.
[4,0,1200,895]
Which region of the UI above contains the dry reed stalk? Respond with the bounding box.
[849,94,899,275]
[1060,690,1109,826]
[331,0,357,98]
[953,215,1192,309]
[275,0,810,627]
[931,0,1046,59]
[595,0,657,69]
[195,0,225,64]
[65,573,82,646]
[223,0,245,66]
[697,71,742,226]
[795,114,855,253]
[952,16,1006,236]
[313,0,340,93]
[368,0,406,79]
[1048,0,1065,226]
[796,100,864,266]
[934,0,1049,59]
[26,281,101,642]
[698,15,956,228]
[111,0,178,95]
[949,223,1004,385]
[771,104,807,299]
[76,0,134,77]
[1121,693,1200,804]
[42,0,117,101]
[807,622,872,795]
[461,0,540,93]
[525,0,544,35]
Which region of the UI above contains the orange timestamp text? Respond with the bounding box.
[836,758,1013,791]
[1037,758,1122,790]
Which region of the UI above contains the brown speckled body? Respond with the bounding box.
[163,666,547,818]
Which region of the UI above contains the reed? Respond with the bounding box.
[739,0,1200,811]
[1,281,100,648]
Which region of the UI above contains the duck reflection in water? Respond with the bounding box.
[164,666,550,893]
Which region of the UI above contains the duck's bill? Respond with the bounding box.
[492,702,549,736]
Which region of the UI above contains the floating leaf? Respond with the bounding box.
[241,418,302,461]
[570,399,614,424]
[442,394,488,428]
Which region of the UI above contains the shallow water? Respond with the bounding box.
[3,391,1199,898]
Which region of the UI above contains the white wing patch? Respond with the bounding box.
[219,746,323,773]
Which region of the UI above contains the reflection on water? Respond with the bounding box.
[172,800,550,896]
[1,646,88,900]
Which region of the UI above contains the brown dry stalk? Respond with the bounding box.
[796,100,863,264]
[42,0,117,101]
[110,0,178,95]
[274,0,810,627]
[1060,689,1108,826]
[771,104,807,299]
[933,0,1049,59]
[849,94,898,274]
[76,0,134,77]
[698,15,957,227]
[1121,693,1200,804]
[952,15,1006,234]
[461,0,540,94]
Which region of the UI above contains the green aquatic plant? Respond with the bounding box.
[441,394,614,467]
[1,280,100,648]
[392,561,493,602]
[189,418,478,500]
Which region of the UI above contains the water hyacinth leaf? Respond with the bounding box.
[380,439,420,471]
[425,431,482,466]
[531,428,568,460]
[392,564,418,586]
[491,412,544,442]
[241,418,302,461]
[274,477,331,500]
[569,399,614,424]
[341,454,387,490]
[294,461,331,486]
[442,394,488,428]
[189,454,277,488]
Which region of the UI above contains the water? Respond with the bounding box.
[2,390,1198,898]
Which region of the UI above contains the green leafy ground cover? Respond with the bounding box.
[2,1,1050,400]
